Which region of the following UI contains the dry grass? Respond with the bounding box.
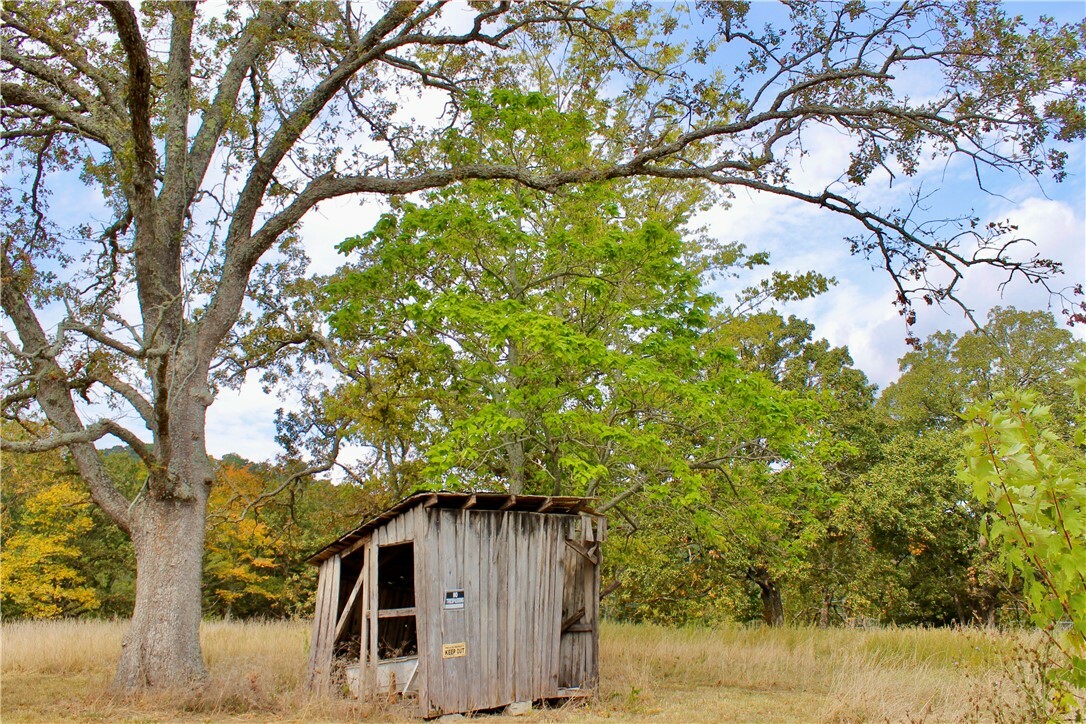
[1,619,1016,722]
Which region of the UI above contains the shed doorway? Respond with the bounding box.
[377,542,417,659]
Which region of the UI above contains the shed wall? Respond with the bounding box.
[559,514,604,690]
[415,508,569,716]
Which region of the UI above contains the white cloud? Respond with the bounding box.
[301,196,388,275]
[697,138,1084,392]
[205,378,293,462]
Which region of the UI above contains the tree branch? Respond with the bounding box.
[156,2,196,249]
[0,82,112,146]
[87,365,156,430]
[2,6,125,118]
[1,253,133,533]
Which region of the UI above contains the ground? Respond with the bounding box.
[1,619,1028,722]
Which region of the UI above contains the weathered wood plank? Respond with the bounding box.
[356,550,369,671]
[340,534,367,559]
[519,512,532,699]
[548,518,563,694]
[497,512,508,712]
[417,508,437,715]
[483,511,498,709]
[367,538,379,695]
[589,515,605,690]
[334,566,367,642]
[305,556,332,689]
[564,538,600,565]
[443,509,465,714]
[537,518,550,696]
[463,511,477,712]
[326,556,342,645]
[498,510,513,705]
[585,534,600,690]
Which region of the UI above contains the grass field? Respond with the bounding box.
[0,619,1033,722]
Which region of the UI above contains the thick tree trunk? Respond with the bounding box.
[749,568,785,627]
[113,493,209,690]
[113,388,213,691]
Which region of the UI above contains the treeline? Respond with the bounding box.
[1,446,382,620]
[3,305,1080,628]
[605,306,1083,628]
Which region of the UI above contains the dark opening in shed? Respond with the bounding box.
[305,492,606,717]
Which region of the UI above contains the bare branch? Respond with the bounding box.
[156,2,196,246]
[235,439,340,521]
[1,422,116,452]
[96,0,156,203]
[87,365,156,430]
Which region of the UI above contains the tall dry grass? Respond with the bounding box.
[2,618,1019,722]
[0,618,388,722]
[595,622,1013,722]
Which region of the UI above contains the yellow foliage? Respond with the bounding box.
[203,462,286,615]
[1,482,100,618]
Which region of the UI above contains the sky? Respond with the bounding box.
[5,1,1084,465]
[700,124,1086,388]
[206,1,1086,462]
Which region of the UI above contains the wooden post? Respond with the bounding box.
[356,551,370,698]
[367,537,379,696]
[306,554,341,692]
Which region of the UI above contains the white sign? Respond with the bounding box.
[444,589,465,609]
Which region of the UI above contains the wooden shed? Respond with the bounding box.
[304,491,606,717]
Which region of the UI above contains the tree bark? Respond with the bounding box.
[113,492,209,689]
[749,567,785,627]
[113,389,213,690]
[818,592,831,628]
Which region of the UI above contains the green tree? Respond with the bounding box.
[3,1,1082,687]
[864,308,1086,625]
[880,308,1084,434]
[961,368,1086,713]
[325,91,847,627]
[712,312,880,625]
[325,92,722,498]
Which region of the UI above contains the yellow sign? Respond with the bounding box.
[442,642,466,659]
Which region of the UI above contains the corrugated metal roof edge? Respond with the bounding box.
[305,491,601,565]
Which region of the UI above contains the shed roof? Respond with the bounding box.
[306,491,599,564]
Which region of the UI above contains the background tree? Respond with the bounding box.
[2,1,1083,689]
[708,312,878,625]
[1,430,100,619]
[857,308,1086,625]
[0,444,373,622]
[204,456,376,619]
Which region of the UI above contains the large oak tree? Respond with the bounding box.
[2,0,1083,689]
